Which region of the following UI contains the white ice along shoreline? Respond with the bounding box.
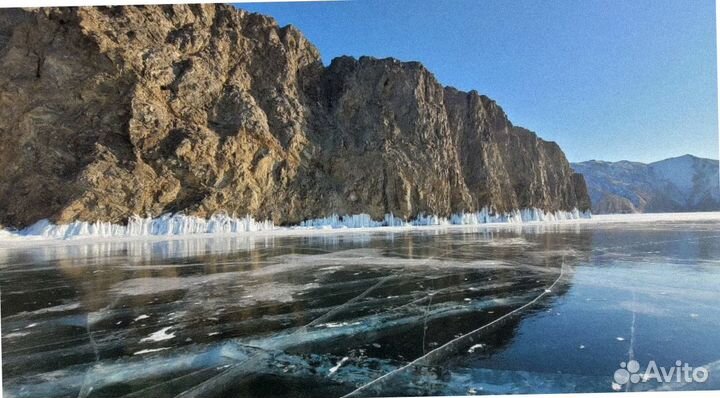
[299,208,589,228]
[0,207,590,241]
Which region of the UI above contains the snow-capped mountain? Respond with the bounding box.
[572,155,720,214]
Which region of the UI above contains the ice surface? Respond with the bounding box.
[3,219,720,397]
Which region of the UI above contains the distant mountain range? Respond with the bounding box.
[572,155,720,214]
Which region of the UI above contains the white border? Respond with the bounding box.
[0,2,718,398]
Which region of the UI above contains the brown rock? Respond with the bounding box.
[0,5,590,228]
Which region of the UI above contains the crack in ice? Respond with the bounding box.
[340,256,568,398]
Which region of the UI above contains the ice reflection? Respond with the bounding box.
[0,222,588,266]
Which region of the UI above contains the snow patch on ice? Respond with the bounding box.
[468,344,484,353]
[9,302,80,318]
[316,321,362,329]
[140,327,175,343]
[328,356,349,375]
[133,347,170,356]
[3,331,30,338]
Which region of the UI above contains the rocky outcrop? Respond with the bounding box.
[0,5,590,228]
[444,87,590,213]
[572,155,720,214]
[594,194,638,214]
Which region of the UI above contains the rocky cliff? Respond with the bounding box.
[572,155,719,214]
[0,5,590,228]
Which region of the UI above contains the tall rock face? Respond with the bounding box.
[444,88,590,213]
[0,5,590,228]
[572,155,720,214]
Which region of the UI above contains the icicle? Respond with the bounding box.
[11,213,276,240]
[1,208,592,241]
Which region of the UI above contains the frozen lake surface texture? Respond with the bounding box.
[2,214,720,397]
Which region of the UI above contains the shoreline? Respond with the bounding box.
[1,212,719,250]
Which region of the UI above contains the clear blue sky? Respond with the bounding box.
[235,0,718,163]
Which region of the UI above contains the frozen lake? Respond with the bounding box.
[2,218,720,397]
